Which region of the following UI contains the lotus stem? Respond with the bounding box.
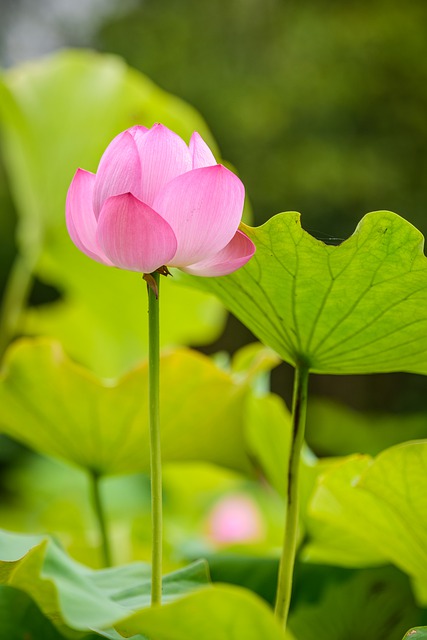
[274,363,310,628]
[147,270,162,605]
[0,252,36,360]
[90,470,112,567]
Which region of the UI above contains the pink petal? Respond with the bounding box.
[182,230,255,276]
[131,123,192,206]
[189,132,217,169]
[154,165,245,267]
[127,124,149,140]
[93,131,142,218]
[96,193,177,273]
[66,169,114,266]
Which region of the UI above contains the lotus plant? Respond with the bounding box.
[65,123,255,605]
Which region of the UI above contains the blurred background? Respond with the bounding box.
[2,0,427,236]
[1,3,427,634]
[1,0,427,415]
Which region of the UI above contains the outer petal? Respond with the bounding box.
[131,123,192,206]
[181,230,255,277]
[127,124,149,140]
[154,165,245,266]
[96,193,177,273]
[66,168,114,266]
[189,132,217,169]
[93,131,142,218]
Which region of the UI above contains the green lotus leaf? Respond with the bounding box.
[0,339,253,475]
[0,49,224,375]
[184,211,427,374]
[304,455,390,568]
[0,529,208,638]
[308,442,427,595]
[115,584,286,639]
[302,518,387,568]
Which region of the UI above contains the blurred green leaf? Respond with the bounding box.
[288,566,420,640]
[0,586,67,640]
[308,442,427,594]
[303,455,388,568]
[231,342,281,381]
[0,529,208,637]
[0,530,133,636]
[302,519,387,569]
[206,553,279,605]
[306,398,427,457]
[115,584,287,639]
[92,559,210,609]
[184,211,427,374]
[0,49,225,375]
[0,339,254,476]
[24,265,224,378]
[244,392,291,497]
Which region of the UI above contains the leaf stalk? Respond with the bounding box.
[0,252,36,360]
[90,470,112,568]
[274,363,310,628]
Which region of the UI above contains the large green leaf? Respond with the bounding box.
[0,339,253,475]
[0,529,208,638]
[183,211,427,374]
[308,442,427,596]
[302,518,387,568]
[115,584,287,639]
[0,50,225,375]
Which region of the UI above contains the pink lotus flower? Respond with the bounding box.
[66,124,255,276]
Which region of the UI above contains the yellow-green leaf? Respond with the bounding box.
[0,339,253,476]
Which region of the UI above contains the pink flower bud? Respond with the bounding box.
[207,494,265,544]
[66,124,255,276]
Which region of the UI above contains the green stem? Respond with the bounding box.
[274,363,310,628]
[89,470,112,567]
[0,252,36,360]
[148,271,162,606]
